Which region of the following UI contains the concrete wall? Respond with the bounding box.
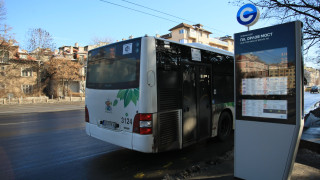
[0,96,85,105]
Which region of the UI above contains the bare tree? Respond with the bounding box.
[0,0,16,62]
[45,57,82,97]
[90,36,113,45]
[0,0,6,22]
[304,69,311,85]
[0,25,16,62]
[230,0,320,52]
[26,28,56,61]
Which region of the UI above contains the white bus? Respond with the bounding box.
[85,36,234,153]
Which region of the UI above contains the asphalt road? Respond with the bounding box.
[0,108,234,180]
[0,110,121,179]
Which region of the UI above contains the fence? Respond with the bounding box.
[0,96,85,105]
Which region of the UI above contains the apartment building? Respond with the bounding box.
[29,47,54,62]
[161,23,234,52]
[0,44,40,98]
[84,42,109,52]
[0,38,114,99]
[58,43,87,62]
[50,43,88,97]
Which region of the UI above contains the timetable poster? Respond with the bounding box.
[242,99,287,119]
[242,77,287,95]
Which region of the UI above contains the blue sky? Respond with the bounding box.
[6,0,273,49]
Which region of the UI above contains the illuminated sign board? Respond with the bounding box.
[235,22,299,124]
[234,21,303,180]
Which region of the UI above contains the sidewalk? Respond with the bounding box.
[164,147,320,180]
[0,96,85,105]
[0,101,85,115]
[167,108,320,179]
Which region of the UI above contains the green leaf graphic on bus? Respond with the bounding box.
[113,99,118,106]
[116,88,139,107]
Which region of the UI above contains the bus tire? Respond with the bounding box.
[217,111,232,142]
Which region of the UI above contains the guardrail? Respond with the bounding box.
[0,96,85,105]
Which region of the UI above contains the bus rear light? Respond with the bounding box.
[140,121,152,128]
[140,127,152,135]
[85,106,90,123]
[133,113,153,135]
[139,114,152,121]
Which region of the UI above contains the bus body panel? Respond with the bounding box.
[85,36,235,153]
[139,37,158,114]
[85,87,139,150]
[128,36,157,153]
[85,38,144,151]
[85,37,159,153]
[86,122,133,149]
[85,88,138,133]
[132,134,154,153]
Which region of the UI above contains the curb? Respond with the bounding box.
[299,139,320,154]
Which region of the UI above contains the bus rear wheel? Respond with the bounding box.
[217,112,232,141]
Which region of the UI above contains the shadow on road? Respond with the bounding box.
[85,136,234,179]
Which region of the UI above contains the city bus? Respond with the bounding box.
[85,36,234,153]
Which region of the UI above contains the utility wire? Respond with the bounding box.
[120,0,197,25]
[99,0,230,36]
[99,0,180,24]
[120,0,230,36]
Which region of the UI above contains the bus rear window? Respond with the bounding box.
[86,38,141,89]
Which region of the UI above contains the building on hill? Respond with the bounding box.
[29,47,54,62]
[46,43,88,98]
[50,42,111,98]
[0,40,19,63]
[161,23,234,52]
[84,42,109,52]
[58,43,87,62]
[0,39,112,99]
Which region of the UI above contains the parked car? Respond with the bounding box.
[305,86,311,92]
[310,86,319,93]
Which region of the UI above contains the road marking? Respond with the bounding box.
[0,120,40,126]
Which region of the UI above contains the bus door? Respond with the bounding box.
[197,65,212,141]
[182,63,212,146]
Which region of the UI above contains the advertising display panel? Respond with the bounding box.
[235,26,298,124]
[234,21,303,180]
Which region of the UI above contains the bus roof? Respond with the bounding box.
[89,36,234,57]
[154,36,234,57]
[187,43,234,56]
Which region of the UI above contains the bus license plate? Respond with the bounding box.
[101,120,118,130]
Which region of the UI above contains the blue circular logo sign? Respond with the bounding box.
[237,4,260,27]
